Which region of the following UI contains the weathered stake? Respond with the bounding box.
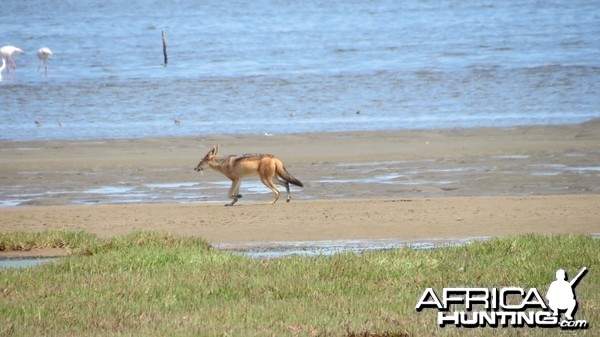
[162,31,168,66]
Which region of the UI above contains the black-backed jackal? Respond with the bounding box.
[195,145,304,206]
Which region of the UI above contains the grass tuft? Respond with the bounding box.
[0,230,99,253]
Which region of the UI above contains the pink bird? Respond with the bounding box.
[38,47,53,75]
[0,45,24,73]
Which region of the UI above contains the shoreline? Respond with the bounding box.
[1,118,599,145]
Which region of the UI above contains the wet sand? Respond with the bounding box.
[1,121,599,253]
[1,195,598,242]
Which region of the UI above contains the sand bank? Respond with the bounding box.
[1,196,599,245]
[1,121,599,250]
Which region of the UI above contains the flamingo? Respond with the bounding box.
[38,47,53,75]
[0,45,24,73]
[0,57,5,81]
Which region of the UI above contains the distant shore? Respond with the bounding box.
[1,121,599,253]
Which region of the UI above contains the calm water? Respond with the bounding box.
[1,0,599,141]
[215,237,494,259]
[0,257,58,269]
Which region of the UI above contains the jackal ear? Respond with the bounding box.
[210,144,219,155]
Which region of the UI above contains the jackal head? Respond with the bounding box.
[195,145,219,172]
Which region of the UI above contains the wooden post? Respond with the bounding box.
[162,31,168,66]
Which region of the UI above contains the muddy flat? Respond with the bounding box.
[1,121,599,250]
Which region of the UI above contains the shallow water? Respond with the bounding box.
[1,0,599,141]
[0,258,58,269]
[215,237,494,259]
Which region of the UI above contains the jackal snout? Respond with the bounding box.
[194,145,219,172]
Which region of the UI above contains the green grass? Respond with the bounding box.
[0,231,598,336]
[0,230,99,254]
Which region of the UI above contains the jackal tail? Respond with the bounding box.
[276,164,304,187]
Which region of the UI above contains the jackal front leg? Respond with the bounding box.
[226,178,242,206]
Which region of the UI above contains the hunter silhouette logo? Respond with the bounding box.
[546,267,587,321]
[415,267,589,329]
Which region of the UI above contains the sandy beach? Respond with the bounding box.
[1,121,599,252]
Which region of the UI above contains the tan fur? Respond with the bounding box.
[195,145,303,206]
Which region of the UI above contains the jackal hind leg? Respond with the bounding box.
[261,178,281,205]
[274,177,291,202]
